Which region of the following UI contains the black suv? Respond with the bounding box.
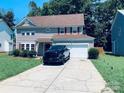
[43,45,70,65]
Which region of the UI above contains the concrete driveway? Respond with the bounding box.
[0,58,113,93]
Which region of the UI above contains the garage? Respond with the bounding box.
[52,34,94,59]
[66,44,88,58]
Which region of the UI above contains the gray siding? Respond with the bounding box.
[16,27,83,43]
[112,12,124,55]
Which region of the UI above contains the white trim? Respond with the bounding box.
[21,31,35,36]
[15,17,36,27]
[20,42,35,50]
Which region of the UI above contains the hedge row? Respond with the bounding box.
[13,49,37,58]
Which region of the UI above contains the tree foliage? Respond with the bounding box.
[0,9,15,28]
[28,1,42,16]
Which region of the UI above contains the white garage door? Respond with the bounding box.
[67,44,88,58]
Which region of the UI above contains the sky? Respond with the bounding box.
[0,0,48,22]
[0,0,106,23]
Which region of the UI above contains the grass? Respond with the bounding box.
[0,53,41,81]
[92,54,124,93]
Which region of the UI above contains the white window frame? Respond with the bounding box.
[21,31,35,36]
[21,42,35,50]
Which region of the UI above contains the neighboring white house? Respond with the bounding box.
[0,19,13,52]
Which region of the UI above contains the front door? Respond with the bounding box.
[45,43,51,51]
[37,43,44,56]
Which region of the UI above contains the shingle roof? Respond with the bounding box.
[28,14,84,27]
[37,38,52,42]
[37,34,94,42]
[52,34,94,40]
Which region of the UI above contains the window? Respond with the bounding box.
[21,44,25,50]
[26,44,30,50]
[72,27,77,33]
[60,28,65,34]
[0,43,1,47]
[31,32,35,35]
[31,44,35,50]
[26,32,30,36]
[22,32,25,36]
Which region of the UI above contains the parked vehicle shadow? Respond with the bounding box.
[43,63,64,66]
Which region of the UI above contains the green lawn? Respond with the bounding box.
[0,53,41,81]
[92,54,124,93]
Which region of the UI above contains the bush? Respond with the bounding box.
[13,49,20,57]
[20,50,29,57]
[28,50,37,58]
[88,48,99,59]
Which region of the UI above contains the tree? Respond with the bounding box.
[3,11,15,28]
[41,2,53,15]
[28,1,41,16]
[0,9,15,28]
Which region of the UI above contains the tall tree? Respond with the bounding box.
[41,2,53,15]
[3,11,15,28]
[28,1,41,16]
[0,9,15,28]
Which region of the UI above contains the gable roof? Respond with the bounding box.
[16,14,84,28]
[111,10,124,31]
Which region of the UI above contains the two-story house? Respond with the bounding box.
[15,14,94,58]
[111,10,124,56]
[0,19,13,52]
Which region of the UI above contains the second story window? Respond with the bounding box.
[31,32,35,35]
[72,27,77,33]
[60,28,65,34]
[26,32,30,36]
[22,32,25,36]
[22,32,35,36]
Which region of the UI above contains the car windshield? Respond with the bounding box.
[49,45,65,50]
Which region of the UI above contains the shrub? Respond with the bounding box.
[28,50,37,58]
[20,50,29,57]
[88,48,99,59]
[13,49,20,57]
